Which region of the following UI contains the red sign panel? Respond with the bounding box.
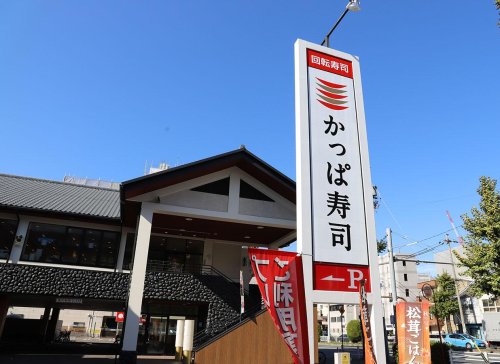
[313,262,371,292]
[307,49,353,78]
[115,311,125,323]
[248,248,309,364]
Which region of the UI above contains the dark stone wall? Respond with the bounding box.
[0,264,240,335]
[0,264,129,300]
[143,272,240,334]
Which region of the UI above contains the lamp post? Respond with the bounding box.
[339,305,345,350]
[321,0,361,48]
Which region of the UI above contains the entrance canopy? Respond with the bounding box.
[121,148,296,248]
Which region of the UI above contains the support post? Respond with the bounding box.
[40,307,51,343]
[387,228,398,328]
[0,295,10,339]
[120,204,153,364]
[46,308,60,343]
[175,319,185,360]
[8,217,29,264]
[182,320,195,364]
[445,234,467,334]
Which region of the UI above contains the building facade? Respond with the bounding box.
[0,148,296,363]
[378,253,420,336]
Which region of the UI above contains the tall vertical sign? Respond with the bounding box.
[295,39,386,363]
[396,302,431,364]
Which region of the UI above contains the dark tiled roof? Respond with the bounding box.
[0,174,120,220]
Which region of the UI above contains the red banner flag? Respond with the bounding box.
[396,302,431,364]
[248,248,309,364]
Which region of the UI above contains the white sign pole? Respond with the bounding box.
[294,39,386,364]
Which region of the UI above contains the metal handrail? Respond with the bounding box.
[146,261,250,295]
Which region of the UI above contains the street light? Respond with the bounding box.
[321,0,361,48]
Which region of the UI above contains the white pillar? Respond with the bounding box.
[9,217,30,264]
[227,173,240,215]
[182,320,195,364]
[121,204,153,353]
[116,229,130,272]
[175,319,185,360]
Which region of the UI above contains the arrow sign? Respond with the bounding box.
[321,275,345,282]
[314,263,371,292]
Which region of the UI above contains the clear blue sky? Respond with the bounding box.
[1,1,498,276]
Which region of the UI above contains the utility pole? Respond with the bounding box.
[445,234,467,334]
[327,304,331,343]
[387,228,398,336]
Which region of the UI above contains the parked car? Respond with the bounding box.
[430,334,444,343]
[335,334,350,343]
[444,333,487,349]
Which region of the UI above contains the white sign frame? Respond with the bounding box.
[294,39,386,364]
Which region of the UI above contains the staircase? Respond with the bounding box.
[146,261,263,340]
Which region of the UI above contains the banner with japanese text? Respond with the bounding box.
[359,280,377,364]
[396,302,431,364]
[248,248,309,364]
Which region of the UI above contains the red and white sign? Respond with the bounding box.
[313,263,371,293]
[248,248,309,364]
[296,42,371,267]
[115,311,125,323]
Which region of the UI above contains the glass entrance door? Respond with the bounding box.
[164,317,180,355]
[146,316,168,354]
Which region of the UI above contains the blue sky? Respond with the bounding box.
[1,1,498,276]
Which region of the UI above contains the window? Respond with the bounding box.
[404,274,408,282]
[402,261,406,267]
[147,236,204,273]
[482,298,500,312]
[239,180,274,202]
[21,223,119,268]
[405,289,410,297]
[191,178,230,195]
[0,219,18,259]
[123,233,136,270]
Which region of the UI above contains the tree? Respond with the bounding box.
[497,0,500,26]
[430,272,459,333]
[457,177,500,298]
[346,319,362,343]
[377,239,387,254]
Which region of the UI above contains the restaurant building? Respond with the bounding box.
[0,148,296,362]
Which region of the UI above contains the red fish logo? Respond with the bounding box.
[316,77,348,110]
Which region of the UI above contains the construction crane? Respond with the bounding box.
[446,210,464,244]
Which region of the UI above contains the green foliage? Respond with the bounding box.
[430,272,459,331]
[377,239,387,254]
[457,177,500,298]
[430,342,450,364]
[346,319,362,343]
[317,321,323,340]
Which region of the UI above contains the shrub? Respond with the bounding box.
[346,320,362,343]
[430,342,450,364]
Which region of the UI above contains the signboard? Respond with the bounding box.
[297,47,370,265]
[115,311,125,323]
[295,39,385,364]
[396,302,431,364]
[313,262,370,292]
[248,248,309,364]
